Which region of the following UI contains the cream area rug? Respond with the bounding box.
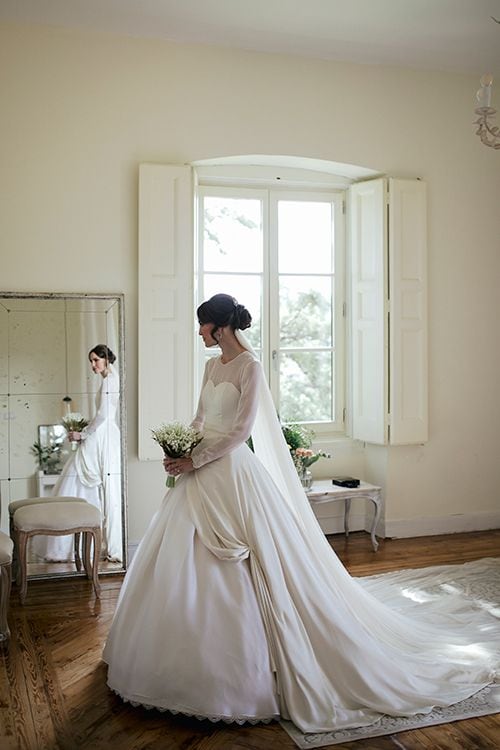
[280,557,500,748]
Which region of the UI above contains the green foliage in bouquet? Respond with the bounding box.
[62,412,89,432]
[62,412,90,451]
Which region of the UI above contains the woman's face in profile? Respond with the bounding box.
[89,352,107,375]
[198,322,218,348]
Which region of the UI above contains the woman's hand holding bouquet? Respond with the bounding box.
[62,412,90,451]
[151,422,203,487]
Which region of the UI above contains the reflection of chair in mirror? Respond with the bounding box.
[12,500,102,604]
[0,531,14,641]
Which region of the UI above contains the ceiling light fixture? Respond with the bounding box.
[474,17,500,149]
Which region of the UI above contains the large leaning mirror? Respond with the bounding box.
[0,292,127,578]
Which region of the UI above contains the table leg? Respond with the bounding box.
[368,493,381,551]
[344,498,352,537]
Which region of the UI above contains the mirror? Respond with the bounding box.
[0,292,127,577]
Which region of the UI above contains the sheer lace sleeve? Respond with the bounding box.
[191,358,261,469]
[190,363,210,432]
[81,370,119,438]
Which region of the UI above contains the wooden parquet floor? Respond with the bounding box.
[1,529,500,750]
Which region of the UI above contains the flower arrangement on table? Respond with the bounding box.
[151,422,203,487]
[61,412,89,451]
[30,440,63,474]
[282,423,331,488]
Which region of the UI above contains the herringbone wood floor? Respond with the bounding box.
[2,529,500,750]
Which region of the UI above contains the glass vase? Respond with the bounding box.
[300,469,313,490]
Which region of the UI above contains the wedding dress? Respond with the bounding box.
[32,365,122,563]
[103,348,499,733]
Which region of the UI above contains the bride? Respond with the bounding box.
[32,344,122,563]
[103,294,499,733]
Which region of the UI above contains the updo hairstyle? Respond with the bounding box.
[88,344,116,364]
[197,294,252,331]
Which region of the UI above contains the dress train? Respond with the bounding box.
[103,352,500,734]
[104,440,500,733]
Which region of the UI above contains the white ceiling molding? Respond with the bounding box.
[1,0,499,76]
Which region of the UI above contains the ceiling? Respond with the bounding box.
[1,0,500,77]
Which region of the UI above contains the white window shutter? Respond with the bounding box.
[138,164,194,460]
[388,178,428,444]
[349,178,388,445]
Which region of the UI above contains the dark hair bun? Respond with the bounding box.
[106,347,117,364]
[197,293,252,331]
[234,303,251,331]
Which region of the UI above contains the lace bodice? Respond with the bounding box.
[190,351,261,468]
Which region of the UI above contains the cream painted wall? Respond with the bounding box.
[1,22,499,546]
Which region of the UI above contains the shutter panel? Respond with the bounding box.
[349,179,388,444]
[138,164,194,460]
[388,178,428,444]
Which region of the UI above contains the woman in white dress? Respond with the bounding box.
[103,294,499,734]
[33,344,122,563]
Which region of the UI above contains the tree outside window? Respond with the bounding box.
[197,187,344,430]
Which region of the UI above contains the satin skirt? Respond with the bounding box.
[104,485,279,723]
[103,443,500,732]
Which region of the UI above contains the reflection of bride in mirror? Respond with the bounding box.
[33,344,122,563]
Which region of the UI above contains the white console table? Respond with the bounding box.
[306,480,382,551]
[36,471,60,497]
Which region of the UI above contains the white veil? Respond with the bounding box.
[235,329,347,568]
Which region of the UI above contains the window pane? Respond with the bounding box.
[278,201,333,274]
[279,352,333,422]
[198,187,343,430]
[203,197,263,273]
[202,273,262,351]
[279,276,333,348]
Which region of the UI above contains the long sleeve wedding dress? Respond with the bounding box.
[103,348,499,733]
[32,365,122,563]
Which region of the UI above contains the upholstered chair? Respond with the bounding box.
[8,496,89,575]
[0,531,14,641]
[12,501,102,604]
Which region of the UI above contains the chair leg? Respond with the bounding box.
[83,532,91,578]
[0,563,12,641]
[17,531,29,605]
[74,532,82,572]
[91,529,101,599]
[9,517,18,580]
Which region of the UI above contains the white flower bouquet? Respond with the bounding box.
[151,422,203,487]
[62,412,89,450]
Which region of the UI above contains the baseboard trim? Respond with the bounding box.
[313,511,375,536]
[386,511,500,539]
[127,512,499,557]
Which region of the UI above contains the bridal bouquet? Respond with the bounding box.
[62,412,89,451]
[151,422,203,487]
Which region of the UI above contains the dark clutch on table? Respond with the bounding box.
[331,476,360,488]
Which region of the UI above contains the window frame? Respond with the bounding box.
[196,182,346,437]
